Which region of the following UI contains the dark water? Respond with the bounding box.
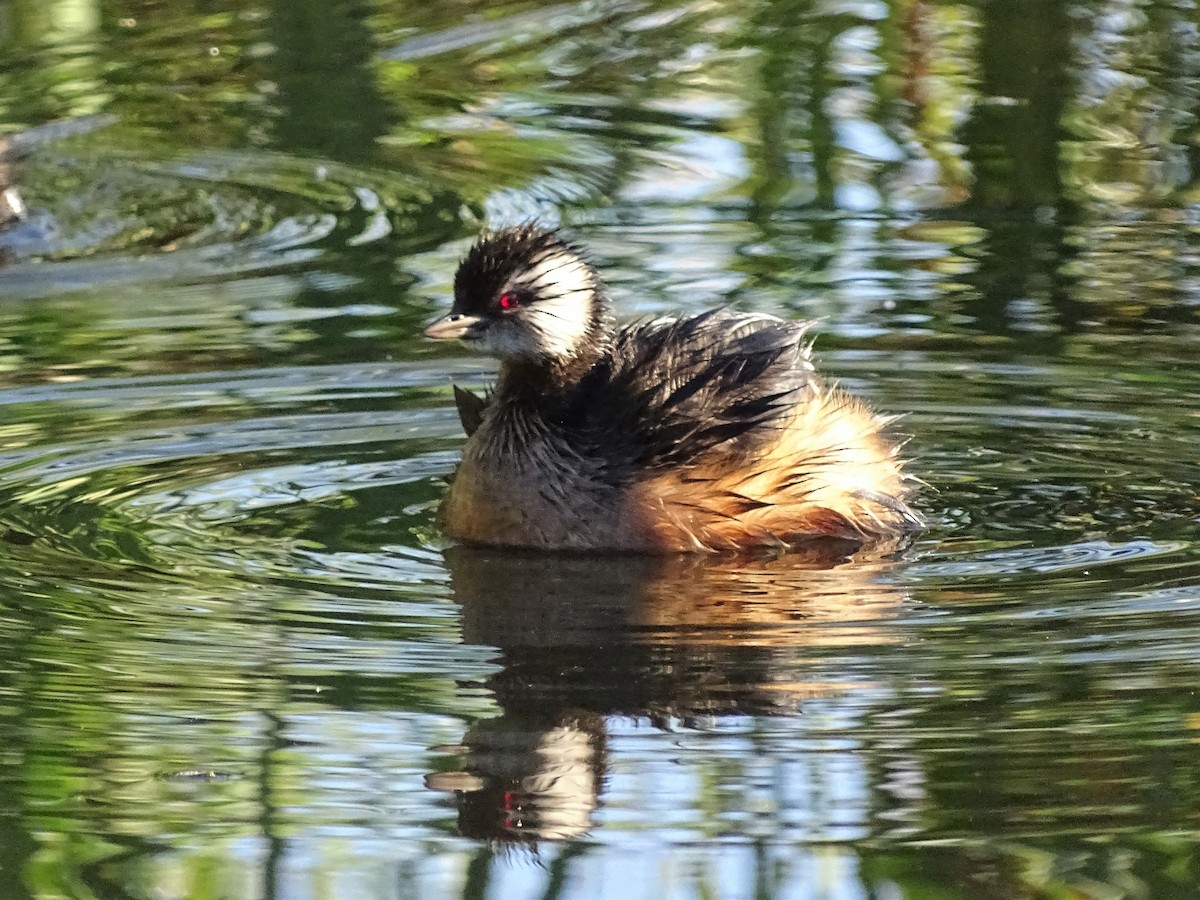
[1,0,1199,897]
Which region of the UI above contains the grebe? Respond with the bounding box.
[424,225,920,552]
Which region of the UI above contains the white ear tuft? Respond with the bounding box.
[514,250,597,359]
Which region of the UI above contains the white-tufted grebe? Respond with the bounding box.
[424,225,921,552]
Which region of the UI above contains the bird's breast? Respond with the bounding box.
[439,420,627,550]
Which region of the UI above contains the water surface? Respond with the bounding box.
[1,1,1200,897]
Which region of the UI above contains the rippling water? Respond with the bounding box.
[1,0,1199,897]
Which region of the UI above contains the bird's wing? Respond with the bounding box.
[452,384,489,437]
[569,310,817,469]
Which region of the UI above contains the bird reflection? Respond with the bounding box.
[425,539,912,844]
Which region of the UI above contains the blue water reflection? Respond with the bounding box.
[0,0,1199,897]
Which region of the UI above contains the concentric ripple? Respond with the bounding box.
[0,150,462,298]
[1,0,1200,894]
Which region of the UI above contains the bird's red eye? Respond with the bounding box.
[497,292,519,311]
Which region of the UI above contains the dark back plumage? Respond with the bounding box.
[562,310,816,469]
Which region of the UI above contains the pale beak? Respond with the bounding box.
[424,313,484,341]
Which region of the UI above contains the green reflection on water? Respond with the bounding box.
[0,0,1198,897]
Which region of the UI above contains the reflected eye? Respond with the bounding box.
[497,292,521,311]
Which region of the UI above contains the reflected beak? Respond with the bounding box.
[424,313,484,341]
